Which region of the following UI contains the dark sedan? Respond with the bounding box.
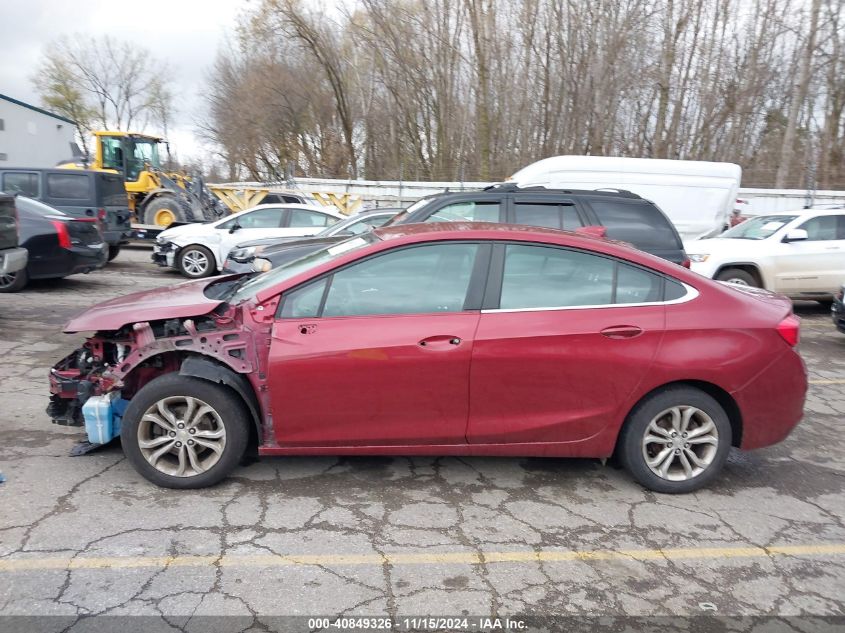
[834,283,845,334]
[0,196,107,293]
[222,208,401,273]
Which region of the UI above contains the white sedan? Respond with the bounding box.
[685,207,845,303]
[153,204,345,278]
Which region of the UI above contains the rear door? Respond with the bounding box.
[468,243,671,446]
[584,198,686,263]
[94,172,131,238]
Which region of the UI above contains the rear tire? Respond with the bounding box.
[107,244,121,261]
[143,195,193,227]
[177,244,216,278]
[715,268,758,287]
[0,268,28,293]
[121,374,250,489]
[618,386,732,494]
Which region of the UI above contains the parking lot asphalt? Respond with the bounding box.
[0,246,844,627]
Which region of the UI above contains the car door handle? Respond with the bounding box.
[600,325,643,339]
[419,335,461,347]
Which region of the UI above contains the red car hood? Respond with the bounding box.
[64,278,226,333]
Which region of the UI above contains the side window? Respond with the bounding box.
[289,209,333,228]
[236,208,284,229]
[589,200,681,249]
[616,264,663,304]
[426,201,500,223]
[46,174,91,200]
[498,244,680,309]
[280,278,328,318]
[797,215,839,241]
[317,243,480,317]
[513,202,583,230]
[2,172,40,197]
[500,245,614,309]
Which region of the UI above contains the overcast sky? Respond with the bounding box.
[0,0,248,160]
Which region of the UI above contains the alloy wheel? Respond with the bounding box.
[0,273,16,289]
[182,250,210,276]
[641,406,719,481]
[725,277,750,286]
[138,396,227,477]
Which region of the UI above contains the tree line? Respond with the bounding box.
[205,0,844,190]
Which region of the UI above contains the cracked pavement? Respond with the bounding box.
[0,247,843,628]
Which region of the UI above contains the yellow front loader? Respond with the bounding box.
[59,131,223,227]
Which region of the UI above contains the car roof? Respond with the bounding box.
[243,203,345,217]
[415,186,646,201]
[763,207,845,217]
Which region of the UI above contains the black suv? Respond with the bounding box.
[395,185,688,265]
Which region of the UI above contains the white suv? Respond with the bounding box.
[685,208,845,304]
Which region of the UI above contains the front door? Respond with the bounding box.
[774,214,845,295]
[268,241,485,446]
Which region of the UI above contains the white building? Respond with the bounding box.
[0,94,77,168]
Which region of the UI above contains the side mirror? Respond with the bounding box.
[783,228,808,243]
[229,223,240,234]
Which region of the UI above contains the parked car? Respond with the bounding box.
[833,283,845,334]
[0,196,107,292]
[0,192,28,283]
[508,156,742,240]
[685,208,845,304]
[387,185,689,266]
[153,203,346,278]
[49,223,806,493]
[223,208,402,273]
[0,168,131,260]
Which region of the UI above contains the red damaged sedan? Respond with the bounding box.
[48,223,807,493]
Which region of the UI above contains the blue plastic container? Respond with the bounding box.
[82,393,128,444]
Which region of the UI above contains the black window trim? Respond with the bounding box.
[480,240,698,313]
[276,240,491,320]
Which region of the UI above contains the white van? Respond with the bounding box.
[509,156,742,241]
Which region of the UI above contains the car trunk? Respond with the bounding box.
[61,217,104,248]
[0,196,17,251]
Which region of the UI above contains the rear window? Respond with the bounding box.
[15,196,66,217]
[2,172,40,197]
[589,200,681,249]
[46,174,91,200]
[97,174,128,207]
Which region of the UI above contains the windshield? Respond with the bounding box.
[721,215,797,240]
[227,233,379,303]
[383,198,434,226]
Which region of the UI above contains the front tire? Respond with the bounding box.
[177,244,216,278]
[143,195,193,227]
[618,387,732,494]
[0,268,28,293]
[715,268,758,287]
[121,374,249,489]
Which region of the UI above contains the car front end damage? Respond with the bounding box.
[152,238,177,268]
[47,301,275,449]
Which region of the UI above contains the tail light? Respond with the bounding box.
[681,257,691,268]
[50,220,72,249]
[98,208,106,222]
[776,315,800,347]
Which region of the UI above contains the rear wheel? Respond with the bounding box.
[715,268,758,287]
[618,387,732,494]
[121,374,250,489]
[177,244,216,278]
[143,195,192,227]
[107,244,121,261]
[0,268,28,293]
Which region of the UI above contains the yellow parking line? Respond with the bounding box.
[809,379,845,385]
[1,543,844,573]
